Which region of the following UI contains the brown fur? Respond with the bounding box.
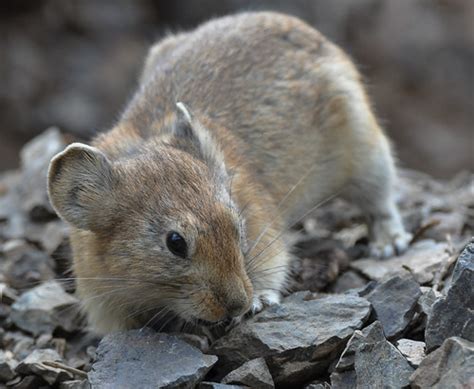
[48,12,410,333]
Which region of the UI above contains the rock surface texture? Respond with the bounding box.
[0,129,472,387]
[89,330,217,388]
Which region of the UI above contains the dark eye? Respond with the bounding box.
[166,231,188,258]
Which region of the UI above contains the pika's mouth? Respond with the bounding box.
[195,317,232,327]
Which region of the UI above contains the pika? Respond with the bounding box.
[47,12,411,334]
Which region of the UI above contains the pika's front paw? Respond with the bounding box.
[370,230,413,258]
[250,289,281,314]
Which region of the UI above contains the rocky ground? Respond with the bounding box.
[0,128,473,388]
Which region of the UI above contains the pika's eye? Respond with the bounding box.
[166,231,188,258]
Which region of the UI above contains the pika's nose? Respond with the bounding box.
[225,300,248,318]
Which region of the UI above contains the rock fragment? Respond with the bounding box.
[10,281,80,336]
[15,349,72,385]
[211,292,371,387]
[330,271,367,293]
[19,127,65,221]
[89,330,217,389]
[365,276,421,339]
[4,247,55,290]
[354,337,414,388]
[425,266,474,350]
[59,380,90,389]
[395,339,425,367]
[199,383,247,389]
[334,321,385,372]
[0,350,18,382]
[222,358,274,389]
[410,337,474,388]
[351,241,448,283]
[330,371,356,389]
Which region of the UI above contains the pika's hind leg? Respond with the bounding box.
[345,127,412,257]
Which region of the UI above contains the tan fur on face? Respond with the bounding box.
[48,12,409,333]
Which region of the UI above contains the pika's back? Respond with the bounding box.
[105,11,370,219]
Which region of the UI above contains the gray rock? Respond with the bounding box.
[330,271,368,294]
[303,381,331,389]
[4,247,55,290]
[222,358,274,389]
[396,339,425,368]
[366,276,421,339]
[15,349,72,385]
[410,337,474,389]
[59,380,91,389]
[330,370,356,389]
[19,127,65,221]
[451,239,474,284]
[199,383,247,389]
[334,321,385,372]
[0,350,18,382]
[10,281,80,336]
[425,267,474,351]
[7,374,44,389]
[351,241,448,284]
[211,292,371,387]
[418,288,442,318]
[354,338,414,388]
[0,283,19,304]
[89,330,217,389]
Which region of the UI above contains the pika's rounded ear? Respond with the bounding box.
[47,143,116,231]
[174,102,227,178]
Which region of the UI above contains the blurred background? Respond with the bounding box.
[0,0,472,177]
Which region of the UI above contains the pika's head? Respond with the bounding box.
[47,103,253,327]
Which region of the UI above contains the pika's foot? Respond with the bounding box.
[250,289,281,314]
[370,229,412,258]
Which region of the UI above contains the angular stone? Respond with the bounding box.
[396,339,425,368]
[7,374,44,389]
[451,239,474,284]
[10,281,80,336]
[4,247,55,290]
[330,370,356,389]
[418,288,442,317]
[351,241,448,284]
[199,383,247,389]
[19,127,66,221]
[410,337,474,388]
[89,330,217,389]
[366,276,421,339]
[354,338,414,388]
[211,292,371,387]
[0,350,18,382]
[303,381,331,389]
[425,268,474,351]
[222,358,274,389]
[15,349,72,385]
[59,380,90,389]
[334,321,385,372]
[330,271,368,294]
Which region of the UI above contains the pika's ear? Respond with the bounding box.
[47,143,116,231]
[174,102,227,177]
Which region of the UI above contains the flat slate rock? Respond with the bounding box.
[366,276,421,339]
[351,241,448,284]
[88,330,217,389]
[211,292,371,387]
[334,321,385,372]
[396,339,426,368]
[451,239,474,283]
[10,281,80,336]
[221,358,274,389]
[354,337,414,388]
[410,337,474,388]
[425,267,474,351]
